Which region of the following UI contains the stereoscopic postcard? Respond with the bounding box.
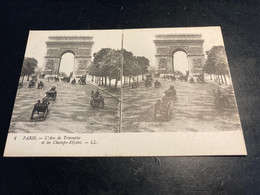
[4,27,247,156]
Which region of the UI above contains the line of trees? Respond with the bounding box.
[203,46,229,85]
[87,48,150,88]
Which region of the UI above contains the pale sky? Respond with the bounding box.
[25,27,224,74]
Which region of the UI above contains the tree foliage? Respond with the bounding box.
[87,48,150,88]
[203,46,229,75]
[21,57,38,81]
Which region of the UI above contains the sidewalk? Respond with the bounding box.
[86,80,121,101]
[205,77,234,94]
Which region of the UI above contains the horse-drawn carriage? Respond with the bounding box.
[213,89,229,106]
[153,86,177,121]
[153,100,172,121]
[164,89,177,101]
[197,75,205,84]
[178,75,188,81]
[37,81,44,89]
[170,75,177,81]
[71,79,76,85]
[30,101,50,121]
[28,80,36,88]
[145,79,152,87]
[18,82,23,89]
[132,81,139,88]
[61,76,71,83]
[54,77,60,82]
[154,80,161,88]
[90,95,104,108]
[78,75,87,85]
[46,88,57,101]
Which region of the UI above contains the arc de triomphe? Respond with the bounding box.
[153,34,205,75]
[42,36,94,77]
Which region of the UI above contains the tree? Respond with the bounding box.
[89,48,150,88]
[203,46,229,84]
[104,49,121,88]
[123,50,137,85]
[21,57,38,81]
[88,49,121,88]
[135,56,150,80]
[92,48,113,85]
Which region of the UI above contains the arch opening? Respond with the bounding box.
[172,50,189,76]
[59,52,75,77]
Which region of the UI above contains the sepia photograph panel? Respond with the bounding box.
[9,30,122,133]
[122,27,242,133]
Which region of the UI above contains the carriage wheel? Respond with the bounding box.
[43,109,49,120]
[164,111,168,121]
[166,109,171,121]
[30,109,35,120]
[90,100,94,108]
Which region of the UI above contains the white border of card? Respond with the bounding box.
[4,27,247,156]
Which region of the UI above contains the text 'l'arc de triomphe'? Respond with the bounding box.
[154,34,205,75]
[43,36,94,77]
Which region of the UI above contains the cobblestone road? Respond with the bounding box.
[9,79,120,133]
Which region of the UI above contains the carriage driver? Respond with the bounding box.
[91,90,95,98]
[95,90,100,98]
[34,100,42,114]
[164,85,174,94]
[34,100,41,107]
[50,86,56,91]
[42,94,49,104]
[169,85,175,91]
[38,81,43,86]
[216,88,222,98]
[29,79,34,85]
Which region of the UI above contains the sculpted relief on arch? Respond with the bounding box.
[159,58,167,70]
[46,59,55,71]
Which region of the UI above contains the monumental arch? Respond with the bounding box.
[153,34,205,75]
[43,36,94,77]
